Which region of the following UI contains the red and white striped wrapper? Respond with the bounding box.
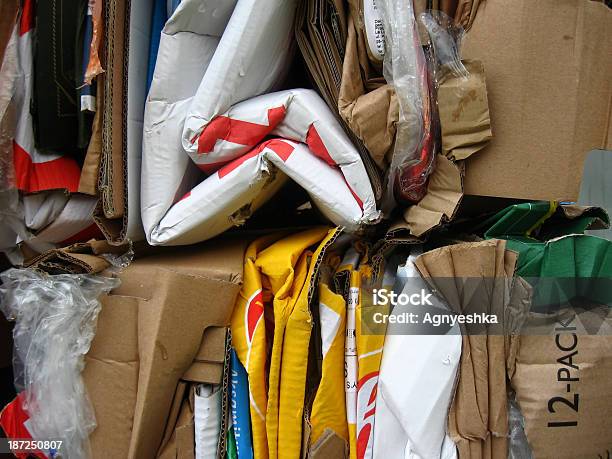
[142,0,379,245]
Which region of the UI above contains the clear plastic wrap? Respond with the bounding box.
[419,10,468,80]
[508,396,534,459]
[0,269,120,459]
[378,0,436,208]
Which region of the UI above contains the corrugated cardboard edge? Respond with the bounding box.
[79,77,105,195]
[24,240,128,274]
[96,0,130,244]
[216,330,232,459]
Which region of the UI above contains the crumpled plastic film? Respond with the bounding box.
[378,0,432,208]
[0,269,120,459]
[507,397,533,459]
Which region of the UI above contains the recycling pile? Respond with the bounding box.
[0,0,610,458]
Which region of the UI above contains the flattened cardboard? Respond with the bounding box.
[111,240,245,459]
[84,294,139,459]
[461,0,612,201]
[96,0,149,243]
[338,14,398,170]
[78,77,104,196]
[511,333,612,458]
[415,240,517,459]
[99,0,127,221]
[27,239,246,458]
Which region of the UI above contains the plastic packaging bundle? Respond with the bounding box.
[0,269,119,459]
[142,0,378,246]
[378,0,436,207]
[419,11,468,80]
[0,9,99,258]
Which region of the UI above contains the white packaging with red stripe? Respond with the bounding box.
[1,6,98,255]
[142,0,379,246]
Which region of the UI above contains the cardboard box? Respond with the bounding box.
[461,0,612,201]
[26,238,247,459]
[109,239,246,459]
[511,333,612,459]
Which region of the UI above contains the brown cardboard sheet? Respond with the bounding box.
[26,238,246,458]
[157,382,196,459]
[338,14,398,170]
[461,0,612,201]
[401,155,464,237]
[84,294,139,459]
[510,331,612,458]
[99,0,126,222]
[110,239,246,459]
[415,240,526,459]
[79,77,105,196]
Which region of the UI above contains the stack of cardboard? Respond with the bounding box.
[0,0,611,458]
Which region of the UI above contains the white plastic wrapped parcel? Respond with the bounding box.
[142,0,378,245]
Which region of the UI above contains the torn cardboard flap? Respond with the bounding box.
[397,57,492,238]
[25,240,129,274]
[308,428,348,459]
[402,155,464,237]
[438,60,492,161]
